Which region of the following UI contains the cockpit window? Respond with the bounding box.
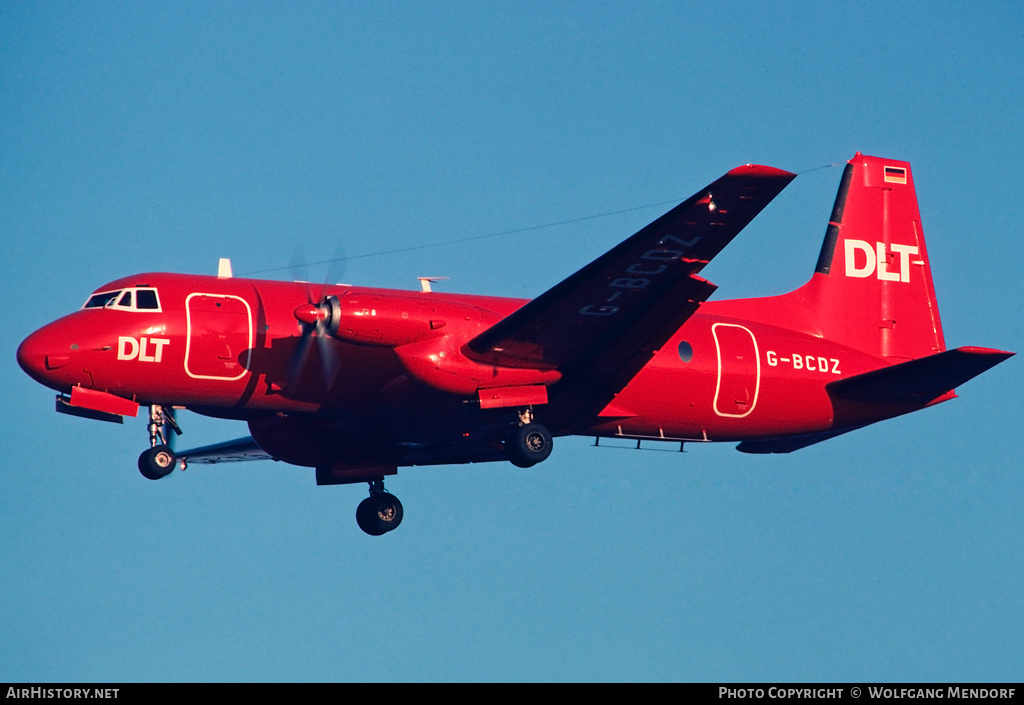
[84,291,121,308]
[82,287,161,312]
[135,289,159,309]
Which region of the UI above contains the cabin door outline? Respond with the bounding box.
[712,322,760,419]
[184,293,253,381]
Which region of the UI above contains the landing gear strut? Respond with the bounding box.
[505,408,553,468]
[355,479,404,536]
[137,404,181,480]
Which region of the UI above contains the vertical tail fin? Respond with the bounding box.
[802,153,945,360]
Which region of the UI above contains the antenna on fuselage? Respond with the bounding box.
[218,258,233,278]
[418,276,448,293]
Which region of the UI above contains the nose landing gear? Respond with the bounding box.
[137,404,182,480]
[138,445,176,480]
[355,479,404,536]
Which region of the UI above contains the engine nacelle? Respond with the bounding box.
[394,335,561,396]
[331,292,487,348]
[312,290,562,400]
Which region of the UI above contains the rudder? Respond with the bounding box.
[802,153,945,361]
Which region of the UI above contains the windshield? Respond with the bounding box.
[83,291,121,308]
[82,288,161,312]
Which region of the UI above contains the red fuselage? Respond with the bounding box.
[19,271,909,455]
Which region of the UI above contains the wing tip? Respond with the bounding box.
[727,163,796,179]
[955,345,1015,359]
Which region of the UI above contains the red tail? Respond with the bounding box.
[793,153,945,360]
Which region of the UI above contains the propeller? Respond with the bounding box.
[288,293,343,393]
[285,244,349,393]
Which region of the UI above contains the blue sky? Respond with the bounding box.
[2,1,1021,682]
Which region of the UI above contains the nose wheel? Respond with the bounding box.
[137,404,182,480]
[356,479,404,536]
[138,444,176,480]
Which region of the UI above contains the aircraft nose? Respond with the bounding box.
[17,325,72,390]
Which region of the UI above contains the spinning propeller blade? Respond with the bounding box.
[285,245,349,393]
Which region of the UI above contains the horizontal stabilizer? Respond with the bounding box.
[827,346,1014,404]
[737,428,859,454]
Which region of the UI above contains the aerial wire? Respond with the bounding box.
[241,196,685,277]
[243,159,845,278]
[796,160,845,174]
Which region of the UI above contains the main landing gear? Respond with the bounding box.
[356,479,404,536]
[504,408,553,468]
[137,404,182,480]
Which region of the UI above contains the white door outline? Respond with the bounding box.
[184,293,253,381]
[712,322,760,419]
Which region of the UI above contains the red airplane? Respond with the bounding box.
[17,153,1013,535]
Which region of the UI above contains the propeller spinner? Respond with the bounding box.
[288,294,342,390]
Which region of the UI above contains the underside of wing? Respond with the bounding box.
[466,163,796,429]
[177,431,509,472]
[178,436,271,464]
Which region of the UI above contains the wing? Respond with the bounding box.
[466,163,796,429]
[178,436,270,464]
[178,434,508,479]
